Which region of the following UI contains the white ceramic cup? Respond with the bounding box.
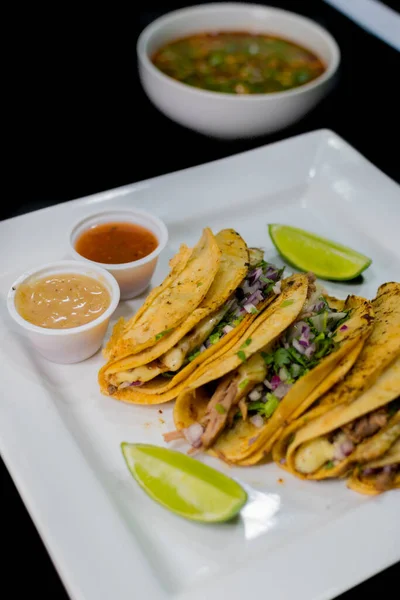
[137,2,341,138]
[68,208,169,300]
[7,260,120,364]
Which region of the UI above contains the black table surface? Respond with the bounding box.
[3,1,399,597]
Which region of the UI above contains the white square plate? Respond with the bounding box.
[1,129,399,600]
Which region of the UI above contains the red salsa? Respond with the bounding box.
[75,222,158,264]
[152,31,325,94]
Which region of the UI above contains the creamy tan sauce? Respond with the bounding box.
[15,273,110,329]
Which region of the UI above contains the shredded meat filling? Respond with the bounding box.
[201,379,239,448]
[375,466,398,492]
[342,408,388,445]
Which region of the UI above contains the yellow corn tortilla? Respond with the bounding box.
[274,355,400,480]
[346,438,400,495]
[105,227,222,359]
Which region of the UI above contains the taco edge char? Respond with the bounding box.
[99,227,286,404]
[273,356,400,482]
[164,276,374,463]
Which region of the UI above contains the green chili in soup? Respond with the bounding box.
[152,32,326,94]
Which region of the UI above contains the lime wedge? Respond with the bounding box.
[121,443,247,523]
[268,224,372,281]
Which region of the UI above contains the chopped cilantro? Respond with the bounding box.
[274,347,291,367]
[215,403,226,414]
[261,351,274,365]
[155,329,173,340]
[281,299,294,307]
[248,393,279,419]
[250,307,259,314]
[196,281,203,287]
[238,378,249,390]
[264,393,279,418]
[240,338,252,349]
[161,372,174,378]
[232,316,245,327]
[209,332,221,345]
[247,400,265,413]
[260,275,273,284]
[188,349,201,362]
[237,350,246,362]
[325,460,335,469]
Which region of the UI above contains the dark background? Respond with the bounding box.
[3,1,399,598]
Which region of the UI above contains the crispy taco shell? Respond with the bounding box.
[104,227,222,360]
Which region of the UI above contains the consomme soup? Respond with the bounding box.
[152,32,326,95]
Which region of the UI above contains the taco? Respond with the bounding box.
[272,281,400,463]
[273,356,400,481]
[347,436,400,495]
[99,227,285,404]
[164,279,373,463]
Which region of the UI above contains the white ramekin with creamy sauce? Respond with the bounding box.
[7,260,120,364]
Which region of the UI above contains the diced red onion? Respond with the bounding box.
[250,414,264,428]
[223,325,234,334]
[293,338,306,355]
[273,382,292,399]
[204,339,212,349]
[243,302,257,314]
[299,339,308,348]
[244,281,261,297]
[340,325,348,331]
[249,387,262,401]
[263,378,273,390]
[183,423,204,447]
[130,381,143,387]
[266,267,279,281]
[199,344,207,353]
[304,343,316,358]
[247,290,263,305]
[288,321,308,341]
[270,375,281,390]
[272,281,281,294]
[250,267,263,283]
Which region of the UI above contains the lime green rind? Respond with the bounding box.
[268,224,372,281]
[121,443,248,523]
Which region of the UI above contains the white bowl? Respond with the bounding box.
[69,208,169,300]
[137,2,340,139]
[7,260,120,364]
